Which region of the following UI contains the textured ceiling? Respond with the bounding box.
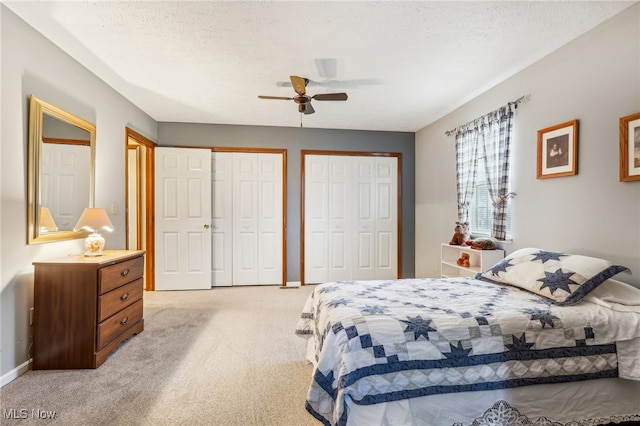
[3,1,635,132]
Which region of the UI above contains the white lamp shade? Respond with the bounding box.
[74,208,115,233]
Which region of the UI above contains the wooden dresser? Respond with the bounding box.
[32,250,145,369]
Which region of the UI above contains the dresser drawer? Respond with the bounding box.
[98,256,144,294]
[97,299,143,350]
[98,278,143,322]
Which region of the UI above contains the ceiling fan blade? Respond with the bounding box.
[290,76,308,96]
[258,95,293,100]
[312,93,348,101]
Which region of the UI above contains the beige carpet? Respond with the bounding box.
[0,285,318,425]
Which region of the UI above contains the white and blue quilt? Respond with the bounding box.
[295,277,640,426]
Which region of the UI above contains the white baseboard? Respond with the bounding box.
[284,281,301,288]
[1,359,31,388]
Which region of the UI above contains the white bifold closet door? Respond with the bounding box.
[304,154,398,284]
[211,151,284,286]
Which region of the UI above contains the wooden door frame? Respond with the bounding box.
[125,128,156,291]
[300,150,402,285]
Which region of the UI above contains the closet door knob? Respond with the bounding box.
[204,224,210,229]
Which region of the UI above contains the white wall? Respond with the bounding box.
[0,6,157,381]
[416,4,640,287]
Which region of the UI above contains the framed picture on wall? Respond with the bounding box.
[536,119,578,179]
[619,112,640,182]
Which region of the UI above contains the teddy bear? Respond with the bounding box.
[456,252,470,267]
[449,223,467,246]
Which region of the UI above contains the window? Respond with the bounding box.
[470,168,491,235]
[469,156,512,239]
[454,101,517,241]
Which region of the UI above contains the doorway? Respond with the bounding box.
[125,128,155,290]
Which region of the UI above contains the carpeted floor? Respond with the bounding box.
[0,285,318,425]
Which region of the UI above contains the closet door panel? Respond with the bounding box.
[352,157,376,280]
[307,231,328,283]
[257,154,283,284]
[327,156,352,281]
[374,157,398,279]
[237,231,257,269]
[211,152,233,286]
[233,153,259,285]
[304,153,398,283]
[211,151,284,286]
[304,155,330,284]
[377,231,393,268]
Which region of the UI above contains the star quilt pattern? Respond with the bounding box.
[295,277,640,426]
[475,248,629,305]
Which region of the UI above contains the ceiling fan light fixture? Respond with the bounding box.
[298,102,315,115]
[258,75,346,118]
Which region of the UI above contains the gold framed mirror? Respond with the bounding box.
[28,95,96,244]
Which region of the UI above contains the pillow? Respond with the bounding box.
[582,279,640,312]
[475,248,629,305]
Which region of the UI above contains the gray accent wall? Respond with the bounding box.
[158,123,416,282]
[415,3,640,287]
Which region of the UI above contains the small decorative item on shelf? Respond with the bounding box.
[449,221,469,245]
[74,208,115,256]
[456,252,470,267]
[465,238,497,250]
[441,242,504,278]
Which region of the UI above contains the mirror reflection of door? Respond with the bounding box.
[41,113,92,233]
[41,138,91,232]
[125,128,155,290]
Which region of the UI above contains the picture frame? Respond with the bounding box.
[619,112,640,182]
[537,119,578,179]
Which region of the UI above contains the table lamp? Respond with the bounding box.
[74,208,114,256]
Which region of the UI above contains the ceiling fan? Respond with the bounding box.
[258,75,348,115]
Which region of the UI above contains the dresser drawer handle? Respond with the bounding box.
[121,269,130,277]
[120,292,130,301]
[120,316,129,326]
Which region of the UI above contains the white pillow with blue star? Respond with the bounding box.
[476,248,629,305]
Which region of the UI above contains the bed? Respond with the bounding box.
[295,248,640,426]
